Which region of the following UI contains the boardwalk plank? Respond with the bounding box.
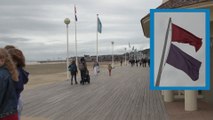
[22,66,168,120]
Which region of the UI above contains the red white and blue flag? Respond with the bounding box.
[74,5,77,21]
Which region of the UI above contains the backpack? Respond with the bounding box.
[69,64,77,72]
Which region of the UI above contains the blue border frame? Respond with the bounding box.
[150,9,210,90]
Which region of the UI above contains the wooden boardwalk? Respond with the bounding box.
[22,66,168,120]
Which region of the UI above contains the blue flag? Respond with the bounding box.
[97,17,102,33]
[166,44,201,81]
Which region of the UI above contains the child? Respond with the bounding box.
[108,64,112,76]
[93,60,99,76]
[68,60,78,85]
[0,48,19,120]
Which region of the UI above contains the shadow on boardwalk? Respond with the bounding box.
[22,66,168,120]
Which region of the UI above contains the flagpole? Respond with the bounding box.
[125,47,127,66]
[111,41,114,67]
[74,5,78,66]
[155,18,172,86]
[128,42,131,64]
[96,14,99,62]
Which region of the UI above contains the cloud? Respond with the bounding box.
[0,0,162,61]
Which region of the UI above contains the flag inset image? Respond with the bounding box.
[150,9,210,90]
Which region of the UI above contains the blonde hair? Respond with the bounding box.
[0,48,18,81]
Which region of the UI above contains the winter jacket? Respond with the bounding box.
[68,64,78,74]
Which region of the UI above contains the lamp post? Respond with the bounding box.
[64,18,70,80]
[124,47,127,66]
[111,41,114,68]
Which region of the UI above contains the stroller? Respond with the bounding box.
[80,73,90,85]
[79,57,90,85]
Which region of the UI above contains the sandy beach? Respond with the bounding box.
[24,61,117,90]
[25,62,67,89]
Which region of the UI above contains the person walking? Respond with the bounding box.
[78,57,89,85]
[108,64,112,76]
[147,58,150,67]
[7,48,29,120]
[68,60,78,85]
[0,48,19,120]
[120,60,123,66]
[93,60,99,76]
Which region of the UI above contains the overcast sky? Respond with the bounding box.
[0,0,162,61]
